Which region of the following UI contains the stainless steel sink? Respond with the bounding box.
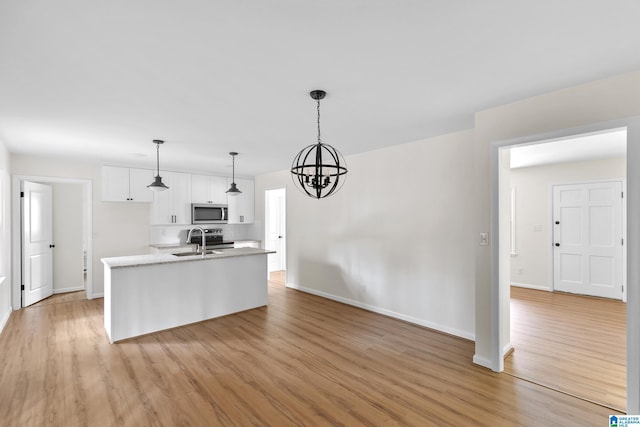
[172,250,223,257]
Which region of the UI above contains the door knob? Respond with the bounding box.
[278,235,283,239]
[49,244,55,248]
[554,243,560,247]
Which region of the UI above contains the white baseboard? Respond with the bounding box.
[90,292,104,299]
[53,286,85,294]
[473,354,493,370]
[0,306,12,337]
[285,282,474,341]
[503,342,514,357]
[511,282,552,292]
[472,345,513,371]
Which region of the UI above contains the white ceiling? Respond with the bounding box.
[1,1,640,177]
[510,129,627,169]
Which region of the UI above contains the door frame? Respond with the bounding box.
[11,175,94,309]
[264,187,286,273]
[549,179,627,301]
[489,116,640,413]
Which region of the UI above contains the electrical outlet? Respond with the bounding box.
[479,232,489,246]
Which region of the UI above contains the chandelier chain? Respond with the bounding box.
[317,98,321,144]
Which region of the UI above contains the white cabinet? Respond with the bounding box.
[191,174,228,204]
[150,171,192,224]
[102,166,154,202]
[227,178,254,224]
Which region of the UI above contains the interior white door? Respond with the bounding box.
[23,181,54,306]
[265,189,286,272]
[553,181,623,299]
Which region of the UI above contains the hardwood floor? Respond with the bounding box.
[0,273,619,426]
[505,286,626,412]
[29,290,87,308]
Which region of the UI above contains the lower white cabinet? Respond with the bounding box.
[227,178,254,224]
[150,171,192,224]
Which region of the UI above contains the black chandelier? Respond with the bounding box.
[291,90,347,199]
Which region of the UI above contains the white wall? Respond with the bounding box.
[510,158,626,290]
[11,155,152,298]
[0,137,11,335]
[255,130,477,339]
[51,182,84,293]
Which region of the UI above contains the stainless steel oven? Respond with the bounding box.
[187,228,234,248]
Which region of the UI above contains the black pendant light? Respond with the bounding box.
[291,90,347,199]
[148,139,169,192]
[226,152,242,197]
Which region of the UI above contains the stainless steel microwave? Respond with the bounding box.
[191,203,228,224]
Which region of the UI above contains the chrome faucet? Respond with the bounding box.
[187,226,207,257]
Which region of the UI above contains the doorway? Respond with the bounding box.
[507,131,626,409]
[12,175,93,309]
[491,119,640,412]
[265,188,286,276]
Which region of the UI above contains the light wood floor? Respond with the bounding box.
[29,290,87,308]
[0,272,620,426]
[505,286,626,412]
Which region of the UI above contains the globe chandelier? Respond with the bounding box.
[291,90,347,199]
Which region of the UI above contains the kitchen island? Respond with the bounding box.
[102,247,275,343]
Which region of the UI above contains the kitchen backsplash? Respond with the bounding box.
[150,223,260,244]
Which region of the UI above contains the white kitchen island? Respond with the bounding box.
[102,247,275,343]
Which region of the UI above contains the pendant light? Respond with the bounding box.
[147,139,169,192]
[291,90,347,199]
[226,152,242,196]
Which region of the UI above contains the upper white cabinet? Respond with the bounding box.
[102,166,154,202]
[150,171,192,224]
[227,178,254,224]
[191,174,227,204]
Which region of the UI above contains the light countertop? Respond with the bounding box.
[103,247,275,269]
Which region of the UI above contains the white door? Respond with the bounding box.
[265,188,286,272]
[553,181,623,299]
[22,181,54,306]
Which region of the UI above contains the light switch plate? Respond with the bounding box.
[479,232,489,246]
